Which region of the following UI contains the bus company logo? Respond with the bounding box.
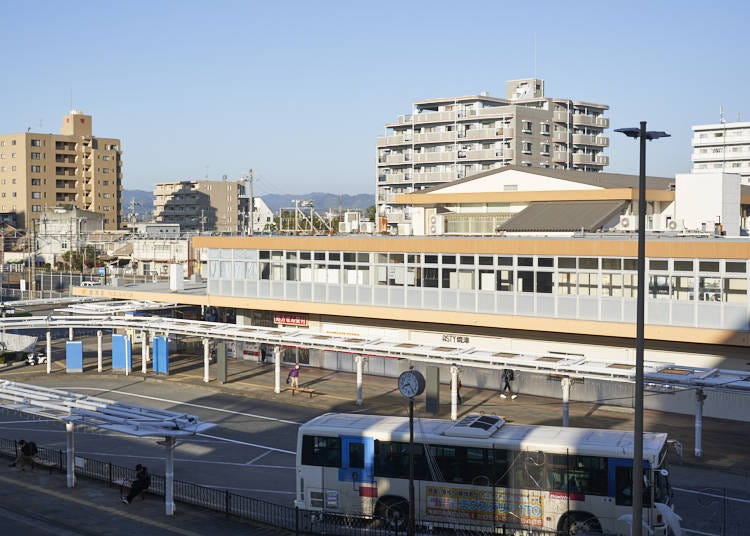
[425,486,542,525]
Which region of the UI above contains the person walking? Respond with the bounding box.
[122,464,151,504]
[287,363,301,388]
[501,369,518,399]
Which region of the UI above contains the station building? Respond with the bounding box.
[83,166,750,421]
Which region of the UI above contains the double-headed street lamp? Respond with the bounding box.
[614,122,669,536]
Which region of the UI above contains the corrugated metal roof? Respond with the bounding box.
[499,200,628,232]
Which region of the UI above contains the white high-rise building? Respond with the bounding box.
[692,120,750,184]
[376,78,609,233]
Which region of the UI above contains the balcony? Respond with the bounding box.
[691,150,750,162]
[377,134,412,147]
[413,132,455,144]
[692,133,750,146]
[414,152,456,164]
[412,171,456,183]
[553,110,569,122]
[553,151,568,163]
[412,111,459,124]
[552,131,568,142]
[573,114,609,129]
[572,134,610,147]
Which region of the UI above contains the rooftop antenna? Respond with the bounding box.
[69,88,73,111]
[720,105,725,124]
[533,33,537,80]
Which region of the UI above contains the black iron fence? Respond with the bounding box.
[0,437,593,535]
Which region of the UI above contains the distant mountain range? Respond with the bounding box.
[122,190,374,220]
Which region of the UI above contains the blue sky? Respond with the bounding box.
[1,0,748,196]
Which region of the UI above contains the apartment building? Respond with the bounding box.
[376,78,609,232]
[153,179,248,234]
[692,120,750,184]
[0,110,122,230]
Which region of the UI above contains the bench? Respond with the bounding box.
[32,456,57,473]
[114,478,147,501]
[290,386,316,398]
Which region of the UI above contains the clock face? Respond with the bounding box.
[398,370,425,398]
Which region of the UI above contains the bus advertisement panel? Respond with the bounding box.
[426,485,543,525]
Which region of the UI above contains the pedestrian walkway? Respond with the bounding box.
[0,460,288,536]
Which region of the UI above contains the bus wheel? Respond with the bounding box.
[561,512,602,535]
[377,497,408,532]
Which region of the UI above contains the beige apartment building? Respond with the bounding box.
[153,179,248,234]
[692,120,750,184]
[376,78,609,232]
[0,110,122,230]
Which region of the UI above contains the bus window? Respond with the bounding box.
[374,441,429,480]
[349,442,364,469]
[301,435,341,467]
[615,466,653,506]
[491,449,510,487]
[545,454,608,495]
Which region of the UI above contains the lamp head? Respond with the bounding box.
[614,127,641,138]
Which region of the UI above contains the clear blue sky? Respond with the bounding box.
[1,0,748,196]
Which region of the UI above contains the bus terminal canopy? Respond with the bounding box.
[0,380,215,437]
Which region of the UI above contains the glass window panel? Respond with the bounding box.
[559,257,576,269]
[478,256,493,266]
[674,260,693,272]
[518,257,533,267]
[498,256,513,266]
[579,258,599,270]
[442,255,456,265]
[623,259,638,271]
[649,260,668,271]
[538,257,554,267]
[699,261,720,273]
[726,261,746,273]
[602,258,621,270]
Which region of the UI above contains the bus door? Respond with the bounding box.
[610,458,655,529]
[338,436,376,513]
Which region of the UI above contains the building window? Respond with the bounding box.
[522,142,532,154]
[522,121,533,134]
[31,192,41,199]
[31,152,41,160]
[32,205,41,212]
[31,139,41,147]
[31,165,41,173]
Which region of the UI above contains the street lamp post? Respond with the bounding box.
[615,122,669,536]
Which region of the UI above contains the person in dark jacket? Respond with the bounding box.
[501,369,518,399]
[122,464,151,504]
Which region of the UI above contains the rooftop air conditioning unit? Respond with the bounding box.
[619,215,637,230]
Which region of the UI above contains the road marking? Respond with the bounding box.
[246,450,272,465]
[673,486,750,504]
[0,473,208,536]
[197,432,295,455]
[60,386,303,425]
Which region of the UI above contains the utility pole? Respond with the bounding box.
[248,168,254,236]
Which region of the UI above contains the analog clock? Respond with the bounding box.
[398,369,425,398]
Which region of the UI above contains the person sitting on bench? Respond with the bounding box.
[121,464,151,504]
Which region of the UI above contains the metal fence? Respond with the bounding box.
[673,485,750,536]
[0,437,590,536]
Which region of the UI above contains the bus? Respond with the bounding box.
[295,413,681,535]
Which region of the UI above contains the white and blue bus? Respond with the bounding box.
[295,413,680,535]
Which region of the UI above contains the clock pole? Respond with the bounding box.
[408,396,415,536]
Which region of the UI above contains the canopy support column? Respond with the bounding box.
[164,436,176,516]
[97,330,103,373]
[355,355,364,406]
[561,377,571,427]
[203,338,210,383]
[46,330,52,374]
[274,346,281,394]
[141,330,148,374]
[66,421,76,488]
[695,388,706,457]
[450,365,459,421]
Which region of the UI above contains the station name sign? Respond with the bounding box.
[274,312,308,327]
[442,334,470,344]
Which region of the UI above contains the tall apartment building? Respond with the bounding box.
[0,110,122,230]
[376,78,609,232]
[692,120,750,184]
[153,179,248,234]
